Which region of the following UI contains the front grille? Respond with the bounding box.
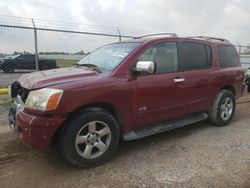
[10,82,29,103]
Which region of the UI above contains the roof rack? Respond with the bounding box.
[187,36,229,42]
[134,33,178,39]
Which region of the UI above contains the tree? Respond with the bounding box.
[13,51,21,55]
[23,51,31,55]
[75,50,85,55]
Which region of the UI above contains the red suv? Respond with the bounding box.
[8,34,245,167]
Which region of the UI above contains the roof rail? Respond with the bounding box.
[187,36,229,42]
[134,33,178,39]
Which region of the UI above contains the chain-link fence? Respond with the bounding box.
[0,15,250,89]
[0,15,151,88]
[234,45,250,69]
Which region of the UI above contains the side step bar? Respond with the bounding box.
[123,112,208,141]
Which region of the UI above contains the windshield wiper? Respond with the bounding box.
[75,63,102,73]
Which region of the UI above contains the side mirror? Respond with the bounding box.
[134,61,155,74]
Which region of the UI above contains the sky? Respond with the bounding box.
[0,0,249,53]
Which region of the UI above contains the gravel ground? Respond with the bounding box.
[0,92,250,188]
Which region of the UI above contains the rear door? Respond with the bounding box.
[177,41,214,113]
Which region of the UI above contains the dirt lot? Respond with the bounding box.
[0,93,250,188]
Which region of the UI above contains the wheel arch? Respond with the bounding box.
[208,85,236,113]
[50,102,124,146]
[219,85,236,95]
[75,102,124,131]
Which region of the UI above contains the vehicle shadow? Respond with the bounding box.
[116,120,211,156]
[45,120,212,170]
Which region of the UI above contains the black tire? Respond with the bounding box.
[2,65,14,73]
[60,109,120,168]
[208,90,235,126]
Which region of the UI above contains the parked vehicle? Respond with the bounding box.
[8,34,245,167]
[0,54,58,73]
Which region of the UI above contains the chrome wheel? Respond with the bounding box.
[75,121,111,159]
[220,97,234,121]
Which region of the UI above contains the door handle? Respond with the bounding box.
[174,78,185,83]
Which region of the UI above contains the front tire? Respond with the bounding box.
[209,90,235,126]
[60,109,120,168]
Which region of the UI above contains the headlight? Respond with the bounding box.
[25,88,63,111]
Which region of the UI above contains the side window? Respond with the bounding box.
[181,42,211,70]
[138,42,178,74]
[218,46,239,67]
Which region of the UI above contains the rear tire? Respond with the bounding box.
[208,90,235,126]
[60,109,120,168]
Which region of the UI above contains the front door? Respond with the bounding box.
[131,42,188,127]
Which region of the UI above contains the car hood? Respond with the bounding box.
[18,67,99,89]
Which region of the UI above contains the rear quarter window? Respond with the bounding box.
[218,45,239,67]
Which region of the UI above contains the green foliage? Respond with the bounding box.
[13,51,32,55]
[56,59,78,68]
[74,50,85,54]
[0,98,12,107]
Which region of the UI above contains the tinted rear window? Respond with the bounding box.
[181,42,211,70]
[218,46,239,67]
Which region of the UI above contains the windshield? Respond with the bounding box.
[78,42,140,71]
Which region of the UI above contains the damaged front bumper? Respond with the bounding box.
[8,95,24,131]
[8,95,66,151]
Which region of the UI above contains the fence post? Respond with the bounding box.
[117,27,121,42]
[236,41,241,55]
[31,18,39,71]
